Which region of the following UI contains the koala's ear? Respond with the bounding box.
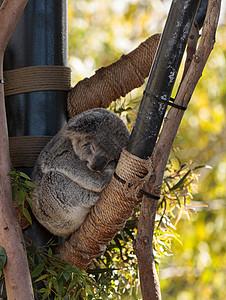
[66,117,97,135]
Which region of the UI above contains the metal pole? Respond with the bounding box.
[4,0,68,137]
[4,0,68,245]
[127,0,201,159]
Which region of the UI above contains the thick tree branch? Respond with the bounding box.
[135,0,221,299]
[0,0,29,50]
[0,0,34,299]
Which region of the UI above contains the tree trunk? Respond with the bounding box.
[135,0,221,299]
[0,1,34,299]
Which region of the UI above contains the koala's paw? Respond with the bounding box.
[80,191,100,208]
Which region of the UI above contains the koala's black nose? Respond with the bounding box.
[91,156,107,172]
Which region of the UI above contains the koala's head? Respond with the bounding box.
[65,108,130,174]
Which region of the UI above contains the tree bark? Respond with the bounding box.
[135,0,221,299]
[0,1,34,299]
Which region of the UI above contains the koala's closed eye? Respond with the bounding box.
[82,142,96,153]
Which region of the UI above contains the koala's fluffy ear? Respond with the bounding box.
[65,115,98,136]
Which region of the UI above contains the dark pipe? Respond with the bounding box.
[4,0,68,247]
[127,0,201,159]
[4,0,68,137]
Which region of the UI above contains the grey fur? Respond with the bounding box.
[31,108,130,236]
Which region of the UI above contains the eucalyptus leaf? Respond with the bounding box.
[63,272,71,281]
[17,189,25,205]
[31,263,45,278]
[22,207,32,224]
[18,172,31,180]
[170,170,191,191]
[0,247,7,269]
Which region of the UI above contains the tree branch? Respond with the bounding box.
[0,0,34,299]
[135,0,221,299]
[0,0,29,50]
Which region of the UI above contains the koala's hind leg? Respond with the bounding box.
[33,170,100,236]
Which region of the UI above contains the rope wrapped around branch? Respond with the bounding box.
[67,34,161,117]
[58,149,152,269]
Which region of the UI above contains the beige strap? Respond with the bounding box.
[4,66,71,97]
[9,136,53,167]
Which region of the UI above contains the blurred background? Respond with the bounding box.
[68,1,226,299]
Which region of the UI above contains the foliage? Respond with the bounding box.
[0,160,202,299]
[0,247,7,274]
[160,207,226,300]
[10,169,37,226]
[0,238,101,299]
[67,1,226,298]
[27,239,102,300]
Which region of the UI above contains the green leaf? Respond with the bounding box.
[12,186,18,201]
[119,230,126,243]
[9,170,17,176]
[18,172,31,180]
[74,288,83,299]
[47,268,58,276]
[48,247,52,256]
[0,247,7,269]
[177,162,188,173]
[26,197,33,209]
[53,279,60,294]
[24,180,38,189]
[193,165,206,171]
[31,263,45,278]
[22,207,32,224]
[63,272,71,281]
[34,274,48,282]
[170,170,191,191]
[16,189,25,205]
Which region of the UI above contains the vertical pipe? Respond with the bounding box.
[127,0,201,159]
[4,0,68,137]
[4,0,68,246]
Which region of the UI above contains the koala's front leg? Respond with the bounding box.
[32,170,101,236]
[51,159,112,193]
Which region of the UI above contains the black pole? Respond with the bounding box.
[127,0,201,159]
[4,0,68,245]
[4,0,68,137]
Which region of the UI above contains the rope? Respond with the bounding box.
[59,149,153,269]
[67,33,161,117]
[9,136,53,168]
[4,66,71,96]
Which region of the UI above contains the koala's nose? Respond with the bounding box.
[91,156,107,172]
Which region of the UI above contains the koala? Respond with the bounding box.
[31,108,130,237]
